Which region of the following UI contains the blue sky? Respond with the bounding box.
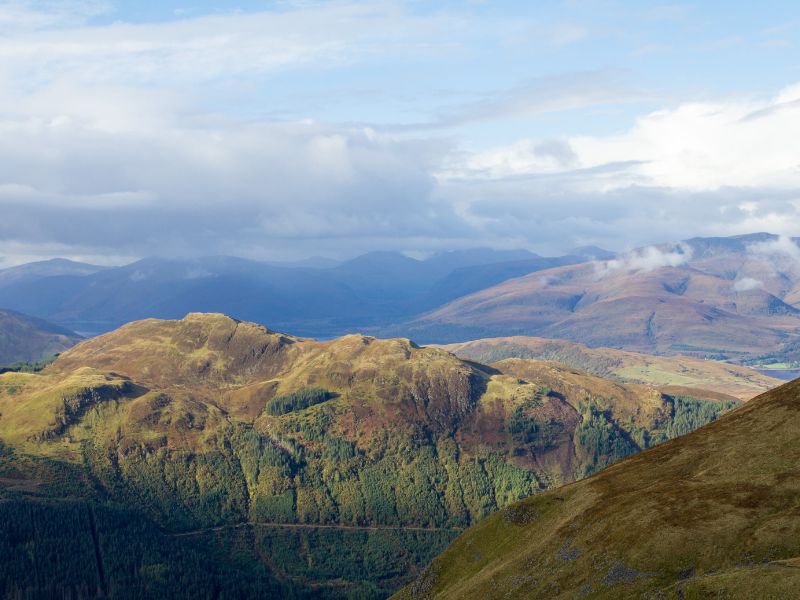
[86,1,800,134]
[1,1,799,265]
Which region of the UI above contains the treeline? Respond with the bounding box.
[0,354,58,374]
[265,387,335,416]
[574,395,738,477]
[219,526,455,599]
[82,423,539,532]
[0,384,738,598]
[77,394,737,535]
[574,403,639,477]
[0,499,285,600]
[661,394,738,439]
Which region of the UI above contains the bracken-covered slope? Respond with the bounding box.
[0,308,81,365]
[0,313,738,598]
[440,336,781,401]
[394,378,800,600]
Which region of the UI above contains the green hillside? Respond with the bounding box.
[0,313,738,598]
[394,379,800,599]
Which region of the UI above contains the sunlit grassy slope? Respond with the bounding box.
[441,335,780,401]
[0,313,745,598]
[394,378,800,600]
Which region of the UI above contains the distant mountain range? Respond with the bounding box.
[395,378,800,599]
[4,233,800,365]
[0,309,81,366]
[0,313,737,598]
[0,258,107,284]
[0,249,584,336]
[400,233,800,362]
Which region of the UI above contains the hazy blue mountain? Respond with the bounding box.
[423,255,582,307]
[0,250,577,337]
[0,309,81,365]
[264,256,342,269]
[422,248,540,273]
[569,245,616,260]
[0,258,106,285]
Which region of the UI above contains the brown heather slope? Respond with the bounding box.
[403,234,800,360]
[5,313,725,484]
[394,378,800,600]
[0,308,81,365]
[439,336,781,401]
[0,313,741,597]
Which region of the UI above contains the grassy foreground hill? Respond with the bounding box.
[394,378,800,600]
[0,314,741,598]
[440,336,780,401]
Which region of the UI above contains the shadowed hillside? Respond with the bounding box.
[0,313,738,598]
[0,309,81,366]
[394,378,800,599]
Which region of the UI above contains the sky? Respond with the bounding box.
[1,0,799,266]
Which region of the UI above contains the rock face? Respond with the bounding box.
[0,308,81,365]
[0,313,741,598]
[394,378,800,600]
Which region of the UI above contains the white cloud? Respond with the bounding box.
[0,2,799,263]
[594,243,693,278]
[443,83,800,252]
[733,277,763,291]
[0,109,465,260]
[183,267,214,280]
[465,83,800,192]
[748,235,800,262]
[411,70,642,130]
[0,15,336,82]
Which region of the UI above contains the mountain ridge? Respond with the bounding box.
[0,313,742,597]
[0,249,582,337]
[398,234,800,360]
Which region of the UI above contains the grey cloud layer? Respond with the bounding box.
[2,109,800,261]
[0,117,472,258]
[1,2,799,263]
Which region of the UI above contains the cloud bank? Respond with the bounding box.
[0,2,798,265]
[454,84,800,251]
[748,235,800,263]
